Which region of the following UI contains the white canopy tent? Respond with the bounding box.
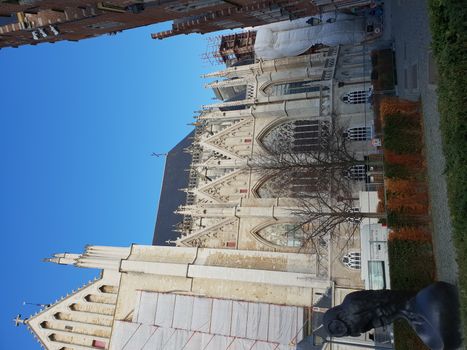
[254,13,366,60]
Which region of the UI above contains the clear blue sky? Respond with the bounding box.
[0,22,228,349]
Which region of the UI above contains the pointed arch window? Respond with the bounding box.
[342,90,369,104]
[342,251,361,269]
[344,126,372,141]
[261,119,330,153]
[256,223,306,247]
[266,80,321,96]
[256,170,328,198]
[343,164,367,181]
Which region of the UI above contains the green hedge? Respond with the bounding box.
[387,212,429,228]
[388,240,435,289]
[384,163,411,179]
[388,239,436,350]
[393,321,430,350]
[383,113,422,154]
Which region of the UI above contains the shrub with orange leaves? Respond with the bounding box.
[386,196,429,214]
[389,227,431,242]
[377,186,385,200]
[385,150,425,168]
[380,97,420,118]
[385,179,427,196]
[377,201,386,214]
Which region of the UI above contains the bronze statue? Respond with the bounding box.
[323,282,462,350]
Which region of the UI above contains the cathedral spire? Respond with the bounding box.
[43,246,131,270]
[43,253,81,265]
[13,314,28,327]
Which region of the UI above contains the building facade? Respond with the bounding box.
[0,0,371,49]
[173,41,380,290]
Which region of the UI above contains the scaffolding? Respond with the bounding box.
[202,31,257,66]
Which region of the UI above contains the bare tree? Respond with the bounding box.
[250,123,385,261]
[251,124,374,186]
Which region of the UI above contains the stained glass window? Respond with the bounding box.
[267,80,321,96]
[261,119,330,153]
[342,251,361,269]
[342,90,370,104]
[256,223,306,247]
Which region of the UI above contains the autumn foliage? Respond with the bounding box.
[386,179,427,196]
[384,170,429,215]
[379,97,432,238]
[385,179,429,215]
[376,201,386,214]
[380,97,419,120]
[384,150,425,168]
[386,195,428,214]
[377,75,436,350]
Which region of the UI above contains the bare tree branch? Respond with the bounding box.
[250,122,385,265]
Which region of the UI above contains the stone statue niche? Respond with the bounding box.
[322,282,462,350]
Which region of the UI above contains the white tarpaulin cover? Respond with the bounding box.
[110,291,305,350]
[254,13,366,60]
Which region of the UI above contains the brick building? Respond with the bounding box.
[0,0,370,49]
